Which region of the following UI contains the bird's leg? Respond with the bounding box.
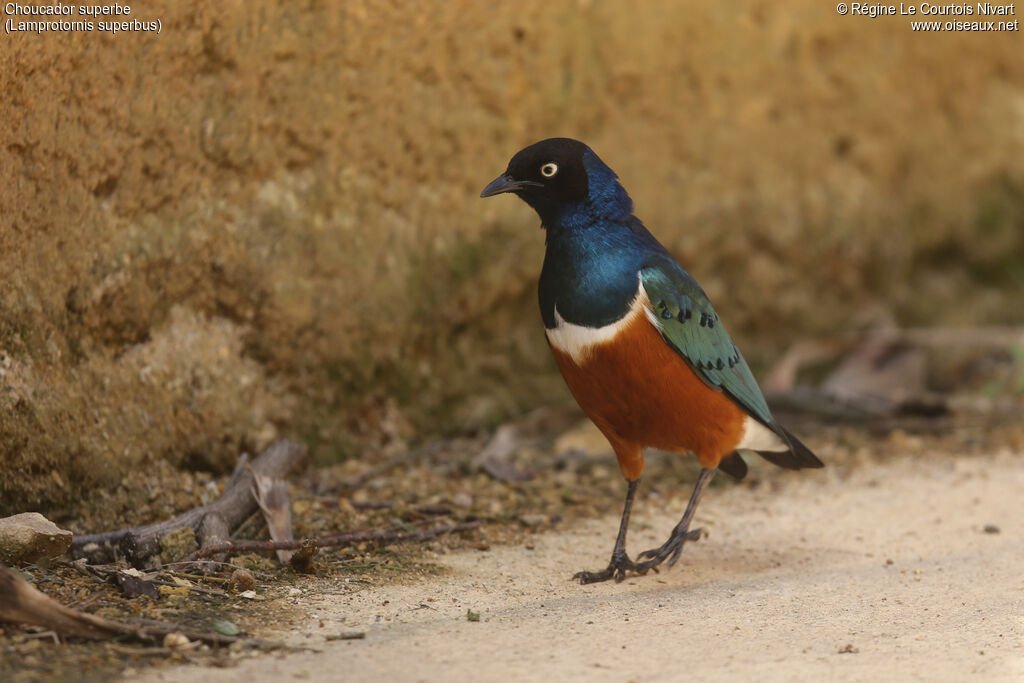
[636,468,715,569]
[573,479,648,584]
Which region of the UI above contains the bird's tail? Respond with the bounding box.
[755,427,824,470]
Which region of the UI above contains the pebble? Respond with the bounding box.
[163,632,192,649]
[0,512,73,564]
[226,568,257,592]
[519,514,547,528]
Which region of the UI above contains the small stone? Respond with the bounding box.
[452,492,473,508]
[983,524,1000,534]
[163,632,192,649]
[519,514,546,528]
[226,568,256,593]
[0,513,73,564]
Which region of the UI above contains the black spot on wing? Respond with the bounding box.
[651,295,735,378]
[641,260,776,426]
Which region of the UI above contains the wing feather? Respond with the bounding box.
[640,258,774,427]
[640,256,823,470]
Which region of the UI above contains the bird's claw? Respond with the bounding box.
[636,527,703,565]
[573,549,649,585]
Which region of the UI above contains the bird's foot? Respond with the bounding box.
[573,548,650,585]
[635,527,703,569]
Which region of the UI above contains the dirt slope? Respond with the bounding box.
[5,1,1024,515]
[136,451,1024,682]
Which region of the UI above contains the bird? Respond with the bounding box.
[480,138,824,584]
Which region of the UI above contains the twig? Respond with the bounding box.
[66,563,229,598]
[196,512,231,570]
[159,571,229,585]
[147,579,227,598]
[226,453,250,489]
[70,440,307,566]
[413,504,453,516]
[881,326,1024,348]
[18,629,61,645]
[160,559,274,577]
[325,631,366,641]
[182,521,482,562]
[347,500,396,510]
[0,564,280,648]
[106,644,178,657]
[766,386,949,421]
[66,592,105,612]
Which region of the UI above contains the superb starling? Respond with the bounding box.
[481,138,823,584]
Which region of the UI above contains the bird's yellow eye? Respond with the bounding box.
[540,162,558,178]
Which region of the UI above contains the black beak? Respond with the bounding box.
[480,174,542,198]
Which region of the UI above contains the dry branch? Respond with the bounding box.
[0,564,120,640]
[71,440,307,567]
[182,521,482,562]
[196,512,231,569]
[0,565,277,648]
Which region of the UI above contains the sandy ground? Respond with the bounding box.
[135,452,1024,682]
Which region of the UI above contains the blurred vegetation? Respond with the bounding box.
[1,1,1022,517]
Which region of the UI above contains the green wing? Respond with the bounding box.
[639,257,776,429]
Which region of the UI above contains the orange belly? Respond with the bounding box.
[549,313,746,480]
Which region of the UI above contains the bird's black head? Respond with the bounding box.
[480,138,589,205]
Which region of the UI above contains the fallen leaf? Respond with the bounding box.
[114,573,159,600]
[251,470,295,565]
[288,539,320,573]
[211,619,241,636]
